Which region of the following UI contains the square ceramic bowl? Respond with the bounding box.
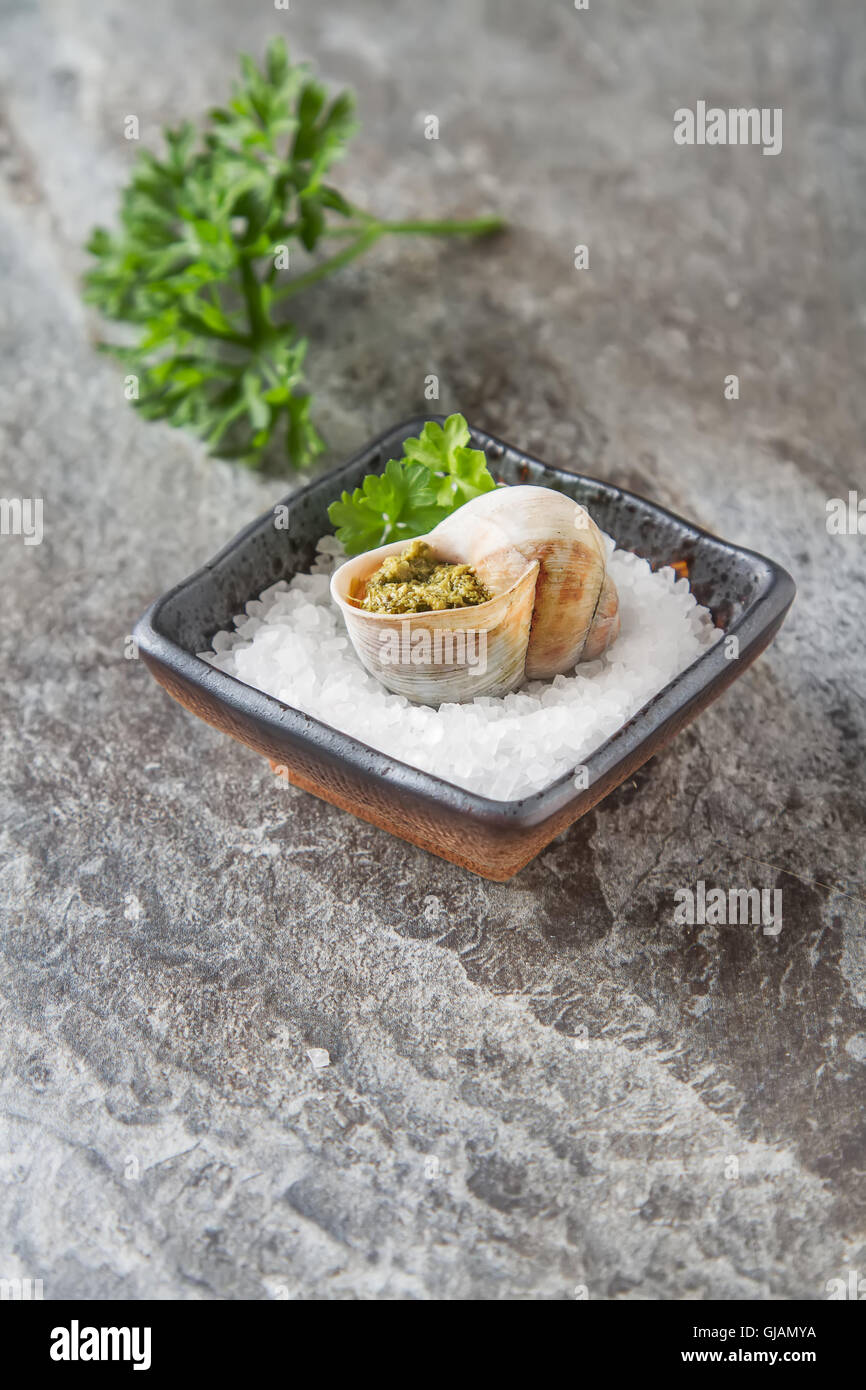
[134,417,795,880]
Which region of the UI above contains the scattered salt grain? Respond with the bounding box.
[202,533,722,801]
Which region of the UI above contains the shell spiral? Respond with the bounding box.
[330,485,620,705]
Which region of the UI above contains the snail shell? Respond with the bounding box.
[330,485,620,705]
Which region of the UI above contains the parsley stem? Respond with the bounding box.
[271,227,382,302]
[321,213,505,239]
[271,213,504,303]
[239,257,272,344]
[374,214,506,237]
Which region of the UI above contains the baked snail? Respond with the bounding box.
[330,485,620,705]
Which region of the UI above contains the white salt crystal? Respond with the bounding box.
[203,531,720,802]
[259,579,289,600]
[317,535,345,554]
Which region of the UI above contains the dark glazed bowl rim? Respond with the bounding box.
[134,417,796,831]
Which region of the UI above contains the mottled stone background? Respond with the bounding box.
[0,0,864,1299]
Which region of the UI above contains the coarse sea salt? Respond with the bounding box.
[200,534,722,801]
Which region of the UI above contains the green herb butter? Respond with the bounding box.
[361,540,491,614]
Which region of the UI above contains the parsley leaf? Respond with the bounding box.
[401,414,497,509]
[83,39,504,473]
[328,459,449,555]
[327,414,497,554]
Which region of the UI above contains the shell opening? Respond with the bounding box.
[335,542,537,619]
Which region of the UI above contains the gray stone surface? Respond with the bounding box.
[0,0,864,1299]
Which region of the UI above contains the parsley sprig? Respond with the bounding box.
[84,40,504,472]
[327,414,497,554]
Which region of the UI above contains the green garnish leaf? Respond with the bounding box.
[327,414,497,554]
[328,459,449,555]
[84,40,503,472]
[401,414,497,509]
